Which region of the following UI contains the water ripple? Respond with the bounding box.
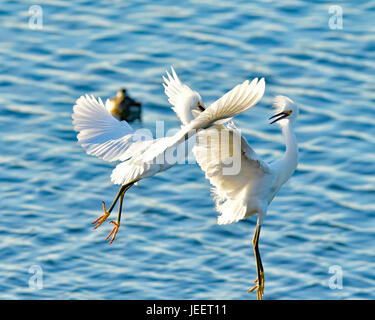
[0,0,374,300]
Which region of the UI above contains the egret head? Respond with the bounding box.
[189,91,205,112]
[176,91,205,124]
[269,95,298,125]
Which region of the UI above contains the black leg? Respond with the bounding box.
[248,223,265,300]
[92,181,134,229]
[105,181,136,244]
[106,182,133,214]
[105,191,126,244]
[117,192,125,226]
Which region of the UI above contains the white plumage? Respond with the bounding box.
[194,122,272,225]
[73,95,150,163]
[72,68,266,244]
[163,68,299,300]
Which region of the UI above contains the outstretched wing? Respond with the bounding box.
[111,77,266,186]
[72,95,152,162]
[193,122,270,224]
[74,75,266,188]
[194,122,269,196]
[202,77,265,125]
[162,67,200,125]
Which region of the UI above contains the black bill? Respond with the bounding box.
[269,111,289,124]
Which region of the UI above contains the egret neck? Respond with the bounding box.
[273,120,298,186]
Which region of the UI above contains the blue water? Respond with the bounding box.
[1,0,375,300]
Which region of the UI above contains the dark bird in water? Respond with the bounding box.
[106,88,141,122]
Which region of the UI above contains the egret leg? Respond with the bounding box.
[105,192,124,244]
[248,224,265,300]
[92,182,133,229]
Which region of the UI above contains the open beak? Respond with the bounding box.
[269,110,291,124]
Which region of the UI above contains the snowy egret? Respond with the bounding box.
[72,70,265,244]
[163,70,298,300]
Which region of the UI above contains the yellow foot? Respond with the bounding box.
[248,272,265,300]
[92,202,110,229]
[105,221,119,245]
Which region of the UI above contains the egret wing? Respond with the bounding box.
[110,134,196,185]
[111,78,266,186]
[193,122,269,224]
[194,123,269,194]
[72,95,152,162]
[200,77,265,125]
[162,67,199,125]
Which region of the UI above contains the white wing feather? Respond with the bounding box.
[110,76,265,185]
[162,67,199,125]
[201,77,265,125]
[162,73,267,225]
[111,79,265,184]
[74,76,265,187]
[72,95,152,162]
[193,122,269,225]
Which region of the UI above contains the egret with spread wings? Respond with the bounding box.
[72,69,265,244]
[163,68,298,300]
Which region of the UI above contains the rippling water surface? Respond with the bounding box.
[1,0,375,300]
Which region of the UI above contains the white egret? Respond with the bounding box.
[72,70,265,244]
[163,70,298,300]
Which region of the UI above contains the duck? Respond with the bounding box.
[106,88,141,122]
